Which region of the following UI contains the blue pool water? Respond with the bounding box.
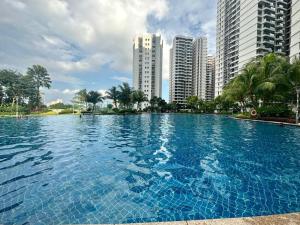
[0,114,299,224]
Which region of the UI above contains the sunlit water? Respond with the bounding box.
[0,114,299,224]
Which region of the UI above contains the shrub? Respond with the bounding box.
[0,105,30,114]
[257,104,293,118]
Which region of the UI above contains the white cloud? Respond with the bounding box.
[111,76,132,83]
[0,0,168,80]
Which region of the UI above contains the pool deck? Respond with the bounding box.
[113,213,300,225]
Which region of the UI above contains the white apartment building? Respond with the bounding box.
[133,34,163,103]
[206,56,216,101]
[290,0,300,61]
[192,37,208,100]
[239,0,291,71]
[169,36,193,105]
[216,0,294,97]
[215,0,240,97]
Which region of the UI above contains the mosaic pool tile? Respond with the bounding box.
[0,114,299,224]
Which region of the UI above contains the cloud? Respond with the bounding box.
[0,0,168,82]
[111,76,132,83]
[0,0,217,102]
[149,0,217,80]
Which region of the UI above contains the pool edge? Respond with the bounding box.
[111,212,300,225]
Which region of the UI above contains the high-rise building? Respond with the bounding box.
[216,0,294,97]
[133,34,163,103]
[169,36,193,105]
[215,0,240,97]
[206,56,216,101]
[192,37,208,100]
[290,0,300,61]
[239,0,291,70]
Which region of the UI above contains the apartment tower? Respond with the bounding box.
[192,37,208,100]
[238,0,291,70]
[290,0,300,61]
[216,0,294,97]
[133,34,163,103]
[206,56,216,101]
[169,36,193,105]
[215,0,240,97]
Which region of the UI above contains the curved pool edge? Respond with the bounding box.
[232,116,300,127]
[113,213,300,225]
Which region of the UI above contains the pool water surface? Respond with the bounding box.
[0,114,299,224]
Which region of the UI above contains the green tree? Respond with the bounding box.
[87,91,104,111]
[186,96,199,111]
[106,86,119,108]
[287,58,300,122]
[118,82,132,109]
[132,90,147,111]
[27,65,51,109]
[75,89,88,109]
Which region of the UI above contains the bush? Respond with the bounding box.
[257,104,293,118]
[0,105,30,114]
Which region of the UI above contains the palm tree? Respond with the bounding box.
[287,58,300,123]
[106,86,119,108]
[75,89,88,109]
[255,53,288,104]
[27,65,51,109]
[131,90,147,111]
[118,82,132,109]
[87,91,104,111]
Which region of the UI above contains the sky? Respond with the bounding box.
[0,0,217,104]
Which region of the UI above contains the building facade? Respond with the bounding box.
[290,0,300,61]
[206,56,216,101]
[215,0,240,97]
[169,36,193,105]
[239,0,291,71]
[216,0,296,97]
[192,37,208,100]
[133,34,163,103]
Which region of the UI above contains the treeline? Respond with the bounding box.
[74,83,177,113]
[0,65,51,114]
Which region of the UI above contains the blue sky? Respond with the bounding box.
[0,0,217,104]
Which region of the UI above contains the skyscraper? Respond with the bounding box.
[192,37,208,100]
[215,0,240,97]
[169,36,193,105]
[216,0,294,97]
[133,34,163,103]
[238,0,291,70]
[206,56,216,101]
[290,0,300,61]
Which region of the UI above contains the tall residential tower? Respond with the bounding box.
[169,36,193,105]
[133,34,163,102]
[290,0,300,61]
[216,0,295,96]
[192,37,208,100]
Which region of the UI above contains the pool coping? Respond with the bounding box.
[112,213,300,225]
[232,116,300,127]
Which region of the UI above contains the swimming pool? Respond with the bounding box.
[0,114,299,224]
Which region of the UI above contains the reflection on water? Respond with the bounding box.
[0,114,299,224]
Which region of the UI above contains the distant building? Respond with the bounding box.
[133,34,163,104]
[169,36,193,105]
[192,37,208,100]
[290,0,300,61]
[206,56,216,101]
